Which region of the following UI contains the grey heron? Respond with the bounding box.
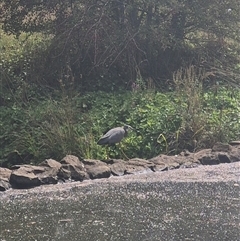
[97,125,134,159]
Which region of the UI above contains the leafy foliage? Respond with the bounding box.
[1,85,239,165]
[0,30,51,104]
[1,0,239,90]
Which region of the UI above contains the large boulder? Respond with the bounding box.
[38,159,62,184]
[228,142,240,162]
[0,167,12,191]
[0,180,11,191]
[125,158,155,174]
[58,155,88,181]
[109,159,127,176]
[60,155,84,166]
[229,141,240,147]
[194,142,240,165]
[39,159,62,169]
[9,163,60,188]
[0,167,12,181]
[83,159,111,179]
[148,151,199,171]
[193,149,219,165]
[9,165,43,188]
[2,141,239,190]
[212,142,232,152]
[149,155,180,171]
[110,158,155,176]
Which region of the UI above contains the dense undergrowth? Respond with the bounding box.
[0,85,239,166]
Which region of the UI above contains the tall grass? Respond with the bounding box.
[173,65,240,152]
[1,84,239,165]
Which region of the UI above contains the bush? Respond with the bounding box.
[1,0,239,90]
[1,84,239,166]
[0,29,51,104]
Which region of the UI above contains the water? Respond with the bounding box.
[0,181,239,241]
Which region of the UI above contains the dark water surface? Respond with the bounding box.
[0,181,239,241]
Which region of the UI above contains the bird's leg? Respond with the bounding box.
[106,145,110,160]
[119,143,129,160]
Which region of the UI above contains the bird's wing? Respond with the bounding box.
[97,127,124,145]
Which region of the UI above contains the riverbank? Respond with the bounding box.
[0,141,239,192]
[1,161,239,201]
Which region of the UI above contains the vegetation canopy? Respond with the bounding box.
[1,0,239,89]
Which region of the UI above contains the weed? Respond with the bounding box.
[172,66,240,152]
[1,86,239,165]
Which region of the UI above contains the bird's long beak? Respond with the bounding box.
[123,124,134,131]
[128,125,134,131]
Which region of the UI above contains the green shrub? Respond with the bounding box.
[0,29,51,104]
[1,86,239,165]
[171,66,240,152]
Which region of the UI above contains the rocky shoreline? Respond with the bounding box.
[1,142,240,192]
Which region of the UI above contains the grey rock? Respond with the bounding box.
[212,142,232,152]
[194,149,219,165]
[228,146,240,162]
[1,141,240,190]
[126,158,155,174]
[229,140,240,146]
[110,160,127,176]
[217,153,231,163]
[58,155,88,181]
[83,159,111,179]
[38,159,62,184]
[0,167,12,182]
[58,165,88,181]
[0,167,12,190]
[194,143,240,165]
[10,165,42,188]
[111,158,155,176]
[60,155,84,167]
[149,155,180,170]
[9,165,61,188]
[39,159,62,169]
[0,180,11,191]
[38,167,59,185]
[180,161,200,169]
